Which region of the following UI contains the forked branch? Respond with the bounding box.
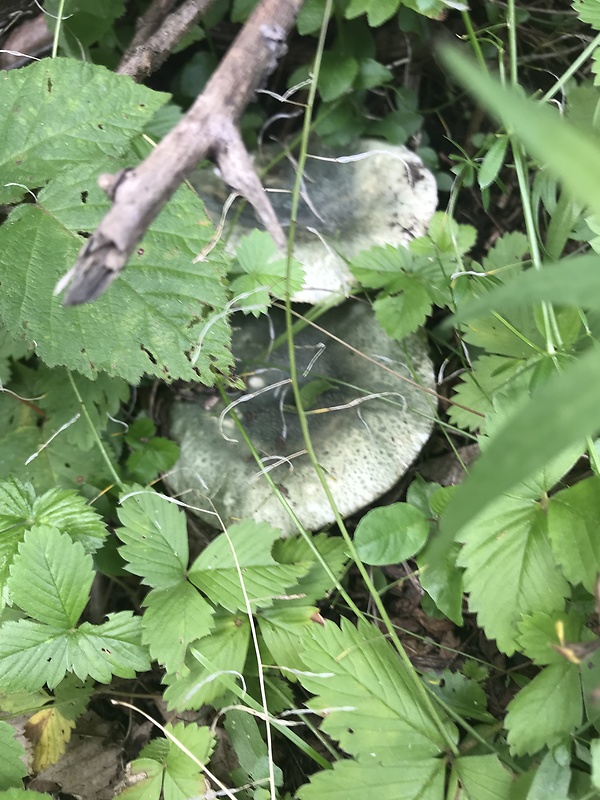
[56,0,304,306]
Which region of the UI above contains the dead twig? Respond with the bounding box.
[56,0,303,306]
[117,0,214,82]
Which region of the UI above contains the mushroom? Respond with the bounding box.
[190,138,438,304]
[165,302,436,534]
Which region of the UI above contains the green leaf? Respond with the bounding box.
[0,720,28,789]
[518,610,587,666]
[188,521,309,613]
[73,612,149,682]
[345,0,401,27]
[229,230,304,315]
[354,503,429,565]
[417,542,463,625]
[356,58,392,90]
[125,418,179,484]
[37,366,129,451]
[574,0,600,31]
[373,281,432,340]
[350,244,412,290]
[45,0,126,47]
[142,584,215,674]
[525,749,571,800]
[478,136,509,189]
[116,490,189,589]
[0,478,106,606]
[116,758,162,800]
[436,348,599,564]
[9,526,93,628]
[547,477,600,593]
[298,760,445,799]
[299,619,455,763]
[423,670,494,724]
[136,722,215,800]
[457,479,571,655]
[439,47,600,219]
[0,189,231,384]
[163,614,250,711]
[0,621,70,691]
[271,533,348,606]
[452,755,513,800]
[258,605,318,675]
[297,0,327,35]
[318,53,359,102]
[225,709,283,788]
[505,663,582,755]
[0,59,164,205]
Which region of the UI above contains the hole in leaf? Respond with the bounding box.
[80,191,88,204]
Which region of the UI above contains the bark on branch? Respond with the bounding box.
[57,0,304,306]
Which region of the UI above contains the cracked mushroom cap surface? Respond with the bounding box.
[165,303,435,534]
[190,138,438,303]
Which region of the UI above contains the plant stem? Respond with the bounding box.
[51,0,67,59]
[67,370,122,487]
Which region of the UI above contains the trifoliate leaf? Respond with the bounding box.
[505,663,582,755]
[350,244,413,290]
[142,584,215,674]
[132,722,214,800]
[0,479,106,606]
[116,490,189,589]
[188,520,309,613]
[354,502,429,565]
[451,755,513,800]
[229,230,304,316]
[299,618,455,764]
[9,526,93,628]
[547,476,600,593]
[163,614,250,711]
[0,720,28,789]
[25,705,75,772]
[297,758,445,800]
[0,59,165,206]
[457,480,571,656]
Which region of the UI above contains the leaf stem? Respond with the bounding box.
[51,0,67,59]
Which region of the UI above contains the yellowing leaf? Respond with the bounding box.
[25,706,75,771]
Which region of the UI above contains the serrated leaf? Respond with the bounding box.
[229,230,305,316]
[125,418,179,484]
[73,612,149,682]
[345,0,401,27]
[258,605,318,676]
[297,758,444,800]
[163,615,250,711]
[318,53,359,102]
[132,722,214,800]
[25,706,75,772]
[0,190,231,384]
[518,610,587,666]
[299,619,455,763]
[0,720,28,790]
[452,755,513,800]
[354,502,429,565]
[9,526,93,628]
[547,476,600,592]
[574,0,600,31]
[350,244,412,290]
[373,281,432,339]
[142,584,215,674]
[457,488,570,656]
[117,758,163,800]
[36,366,129,451]
[271,533,348,606]
[423,670,494,724]
[0,620,70,691]
[0,478,106,606]
[505,663,582,755]
[188,521,309,613]
[116,491,189,589]
[0,59,165,205]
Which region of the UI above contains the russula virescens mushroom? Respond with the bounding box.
[190,138,438,304]
[165,302,435,534]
